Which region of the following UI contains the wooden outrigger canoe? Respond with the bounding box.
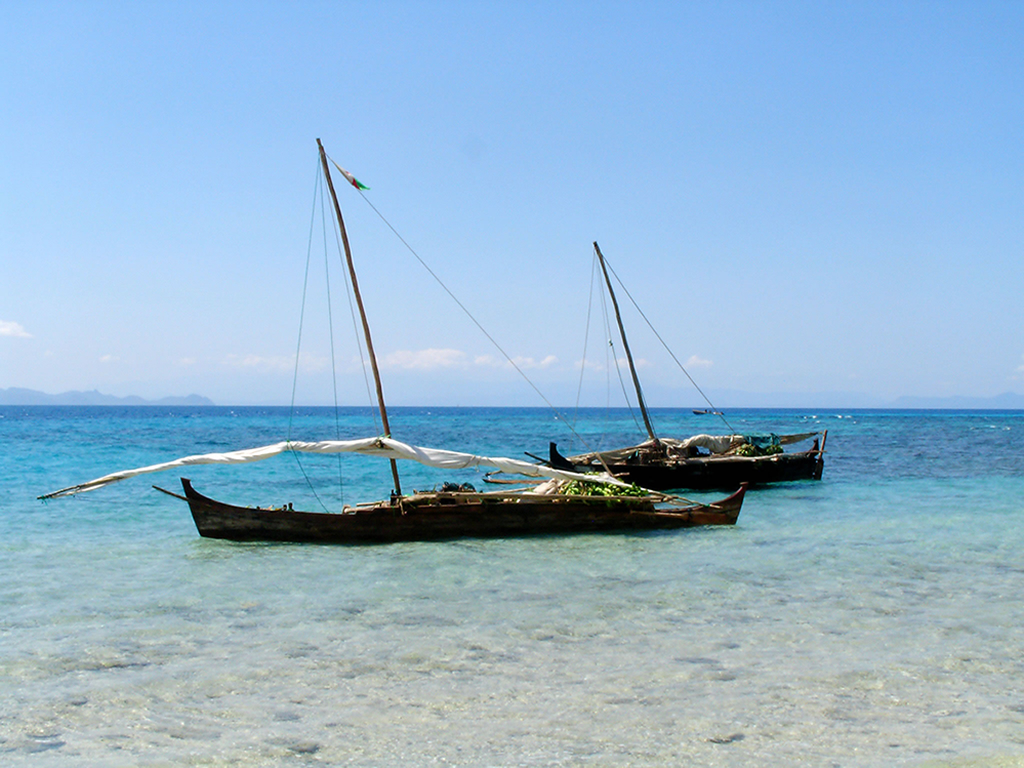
[156,478,747,544]
[551,432,825,491]
[529,242,827,492]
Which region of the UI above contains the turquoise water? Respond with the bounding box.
[2,406,1024,766]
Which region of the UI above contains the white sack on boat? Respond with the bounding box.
[40,436,627,499]
[675,432,819,454]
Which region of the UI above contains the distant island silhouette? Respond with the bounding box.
[0,388,214,406]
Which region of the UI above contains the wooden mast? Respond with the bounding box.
[317,139,402,496]
[593,241,658,444]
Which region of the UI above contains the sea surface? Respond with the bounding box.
[2,406,1023,767]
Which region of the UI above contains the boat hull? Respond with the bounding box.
[177,479,745,544]
[596,450,824,491]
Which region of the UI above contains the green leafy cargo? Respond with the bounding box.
[560,479,650,497]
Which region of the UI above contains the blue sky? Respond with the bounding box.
[2,1,1022,407]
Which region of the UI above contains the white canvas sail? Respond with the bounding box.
[40,436,628,499]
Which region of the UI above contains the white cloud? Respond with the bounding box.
[475,354,558,370]
[99,354,119,363]
[178,357,197,367]
[686,355,713,369]
[510,354,558,370]
[223,353,292,373]
[383,348,467,370]
[0,321,31,338]
[1015,354,1024,380]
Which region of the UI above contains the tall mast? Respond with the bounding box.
[593,242,658,443]
[317,139,402,496]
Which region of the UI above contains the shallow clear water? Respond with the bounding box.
[2,406,1024,766]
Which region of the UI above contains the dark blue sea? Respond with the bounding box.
[2,406,1024,766]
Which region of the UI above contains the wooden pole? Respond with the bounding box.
[593,242,658,443]
[317,139,402,496]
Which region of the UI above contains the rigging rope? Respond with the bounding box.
[601,256,736,435]
[331,155,604,458]
[288,160,320,439]
[597,264,646,436]
[319,175,348,501]
[318,151,737,471]
[287,162,333,513]
[571,251,598,428]
[286,163,396,514]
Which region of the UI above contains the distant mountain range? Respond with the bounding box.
[1,387,1022,409]
[0,388,215,406]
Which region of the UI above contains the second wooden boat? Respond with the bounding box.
[531,242,826,491]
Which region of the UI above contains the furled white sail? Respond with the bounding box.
[40,436,626,499]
